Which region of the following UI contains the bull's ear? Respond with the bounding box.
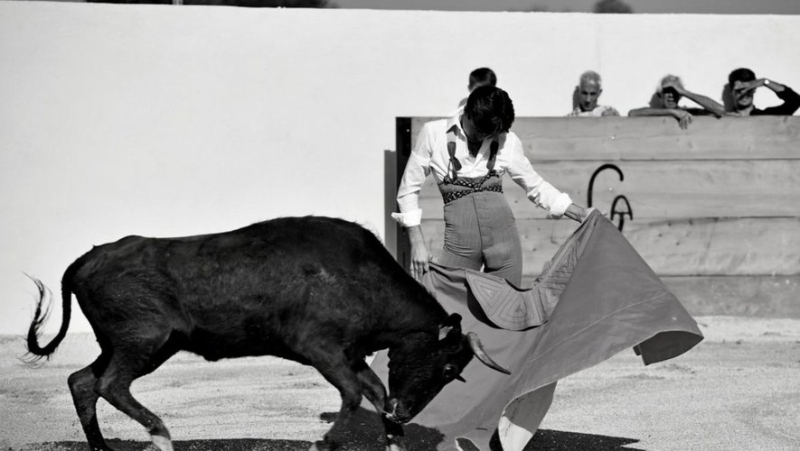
[438,314,463,341]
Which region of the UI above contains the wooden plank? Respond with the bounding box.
[418,160,800,220]
[618,217,800,277]
[400,116,800,321]
[517,275,800,319]
[420,217,800,277]
[410,116,800,161]
[661,276,800,319]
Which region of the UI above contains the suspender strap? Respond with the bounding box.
[447,141,461,181]
[445,125,461,181]
[445,124,500,183]
[487,139,499,172]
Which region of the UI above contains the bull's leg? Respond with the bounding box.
[94,342,177,451]
[354,362,405,451]
[68,354,112,451]
[304,354,366,451]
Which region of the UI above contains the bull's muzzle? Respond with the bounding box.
[384,398,411,424]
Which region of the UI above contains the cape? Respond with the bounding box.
[368,210,704,450]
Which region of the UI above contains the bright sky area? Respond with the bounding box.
[335,0,800,14]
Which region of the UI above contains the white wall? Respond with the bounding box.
[1,2,799,334]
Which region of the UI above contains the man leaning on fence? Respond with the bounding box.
[568,70,619,117]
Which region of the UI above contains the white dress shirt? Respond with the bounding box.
[567,105,620,117]
[392,113,572,227]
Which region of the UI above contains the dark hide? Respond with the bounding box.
[26,216,480,451]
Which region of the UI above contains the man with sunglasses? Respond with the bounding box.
[728,68,800,116]
[628,75,725,129]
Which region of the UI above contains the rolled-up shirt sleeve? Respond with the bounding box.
[392,123,434,228]
[506,135,572,218]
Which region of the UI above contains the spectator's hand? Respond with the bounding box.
[601,108,619,117]
[733,80,759,94]
[662,80,685,95]
[671,109,693,129]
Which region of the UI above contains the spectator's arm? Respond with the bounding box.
[628,108,693,129]
[629,107,668,117]
[761,82,800,115]
[760,78,788,94]
[675,88,726,117]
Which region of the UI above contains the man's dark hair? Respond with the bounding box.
[464,86,515,136]
[469,68,497,88]
[728,68,756,86]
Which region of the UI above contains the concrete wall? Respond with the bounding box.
[1,3,799,334]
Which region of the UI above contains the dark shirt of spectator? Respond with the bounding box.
[728,68,800,116]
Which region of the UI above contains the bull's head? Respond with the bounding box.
[385,313,510,423]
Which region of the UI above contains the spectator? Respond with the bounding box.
[568,70,619,117]
[727,68,800,116]
[457,67,497,109]
[628,75,726,129]
[468,67,497,91]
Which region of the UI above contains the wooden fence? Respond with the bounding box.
[394,116,800,317]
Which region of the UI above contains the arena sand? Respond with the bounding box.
[1,316,799,451]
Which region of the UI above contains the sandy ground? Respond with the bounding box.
[1,316,799,451]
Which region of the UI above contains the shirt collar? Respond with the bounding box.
[447,108,466,139]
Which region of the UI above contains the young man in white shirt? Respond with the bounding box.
[394,86,590,284]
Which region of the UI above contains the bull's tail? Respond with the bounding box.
[25,258,83,362]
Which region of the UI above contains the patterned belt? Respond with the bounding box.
[442,183,504,204]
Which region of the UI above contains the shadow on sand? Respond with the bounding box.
[524,429,643,450]
[22,409,642,451]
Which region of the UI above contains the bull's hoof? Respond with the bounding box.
[386,444,406,451]
[90,441,120,451]
[309,440,335,451]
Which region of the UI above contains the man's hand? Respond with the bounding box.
[662,80,686,96]
[670,109,693,129]
[564,204,592,223]
[407,226,430,281]
[733,79,759,94]
[410,243,431,281]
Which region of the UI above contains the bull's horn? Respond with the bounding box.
[467,332,511,375]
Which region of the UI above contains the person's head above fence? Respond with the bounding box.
[568,71,619,117]
[726,68,800,115]
[468,67,497,92]
[657,74,685,109]
[728,68,757,111]
[462,86,515,142]
[577,70,603,112]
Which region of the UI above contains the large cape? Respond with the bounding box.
[369,210,704,450]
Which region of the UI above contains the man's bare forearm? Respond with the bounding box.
[681,90,725,116]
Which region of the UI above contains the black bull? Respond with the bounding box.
[26,216,509,451]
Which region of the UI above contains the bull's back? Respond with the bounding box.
[70,217,436,361]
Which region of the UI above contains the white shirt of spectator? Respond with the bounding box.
[392,112,572,228]
[567,105,619,117]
